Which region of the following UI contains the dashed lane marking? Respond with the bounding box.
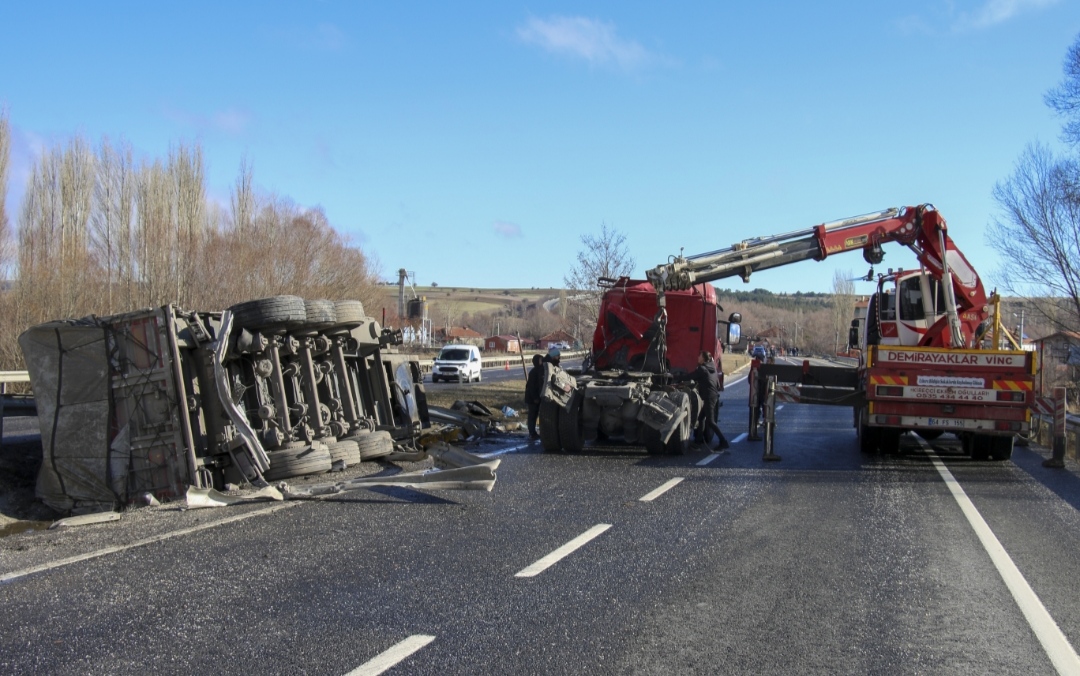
[696,453,720,466]
[639,478,684,502]
[731,432,748,444]
[515,524,612,578]
[345,635,436,676]
[927,449,1080,675]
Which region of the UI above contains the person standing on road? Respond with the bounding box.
[682,350,730,451]
[544,345,561,367]
[525,353,544,440]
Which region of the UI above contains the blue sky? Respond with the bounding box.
[2,1,1079,294]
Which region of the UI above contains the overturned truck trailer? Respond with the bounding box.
[19,296,430,513]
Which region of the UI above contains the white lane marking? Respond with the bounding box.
[1,502,302,584]
[476,443,530,459]
[731,432,748,444]
[725,375,748,388]
[697,453,720,466]
[639,478,684,502]
[775,405,784,412]
[515,524,612,578]
[345,635,436,676]
[928,451,1080,674]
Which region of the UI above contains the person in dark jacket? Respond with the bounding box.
[524,353,544,439]
[683,350,730,451]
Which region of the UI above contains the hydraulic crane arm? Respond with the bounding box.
[645,204,988,348]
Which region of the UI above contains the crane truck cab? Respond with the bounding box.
[538,277,741,455]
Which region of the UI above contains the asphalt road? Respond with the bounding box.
[3,358,1080,674]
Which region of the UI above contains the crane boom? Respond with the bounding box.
[645,204,987,348]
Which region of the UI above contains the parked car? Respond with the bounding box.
[432,344,483,383]
[751,345,768,360]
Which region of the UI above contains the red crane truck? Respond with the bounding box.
[645,203,1033,460]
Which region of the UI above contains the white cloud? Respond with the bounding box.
[956,0,1060,30]
[517,15,654,70]
[493,220,522,238]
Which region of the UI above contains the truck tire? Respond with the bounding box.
[304,299,338,328]
[858,410,879,454]
[229,295,306,331]
[539,401,562,452]
[878,428,901,455]
[326,439,361,467]
[559,395,586,453]
[263,443,333,481]
[967,434,991,460]
[642,425,665,455]
[990,435,1014,461]
[333,300,366,324]
[351,430,394,460]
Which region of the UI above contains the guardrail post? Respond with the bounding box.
[1043,386,1068,468]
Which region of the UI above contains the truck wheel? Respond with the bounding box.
[968,434,991,460]
[263,443,333,481]
[229,295,306,331]
[351,430,394,460]
[326,439,361,468]
[990,435,1014,461]
[857,410,879,454]
[303,299,338,328]
[538,401,562,452]
[559,396,586,453]
[332,300,366,326]
[878,429,901,455]
[642,426,665,455]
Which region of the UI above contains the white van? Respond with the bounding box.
[431,344,483,383]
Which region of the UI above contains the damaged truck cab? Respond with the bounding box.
[538,277,740,455]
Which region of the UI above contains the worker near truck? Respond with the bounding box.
[524,353,544,440]
[678,350,730,451]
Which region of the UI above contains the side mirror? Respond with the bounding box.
[728,323,742,346]
[728,312,742,324]
[848,327,859,349]
[850,319,859,328]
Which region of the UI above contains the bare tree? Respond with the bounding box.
[1046,34,1080,148]
[563,222,635,339]
[92,136,136,313]
[831,269,856,354]
[987,143,1080,334]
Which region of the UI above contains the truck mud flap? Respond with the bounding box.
[636,391,688,444]
[540,363,577,410]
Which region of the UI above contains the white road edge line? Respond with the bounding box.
[725,375,748,388]
[345,635,436,676]
[927,449,1080,674]
[639,478,684,502]
[731,432,748,444]
[696,453,720,466]
[1,502,303,584]
[515,524,612,578]
[775,405,784,412]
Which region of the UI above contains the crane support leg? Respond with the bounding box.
[762,375,781,462]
